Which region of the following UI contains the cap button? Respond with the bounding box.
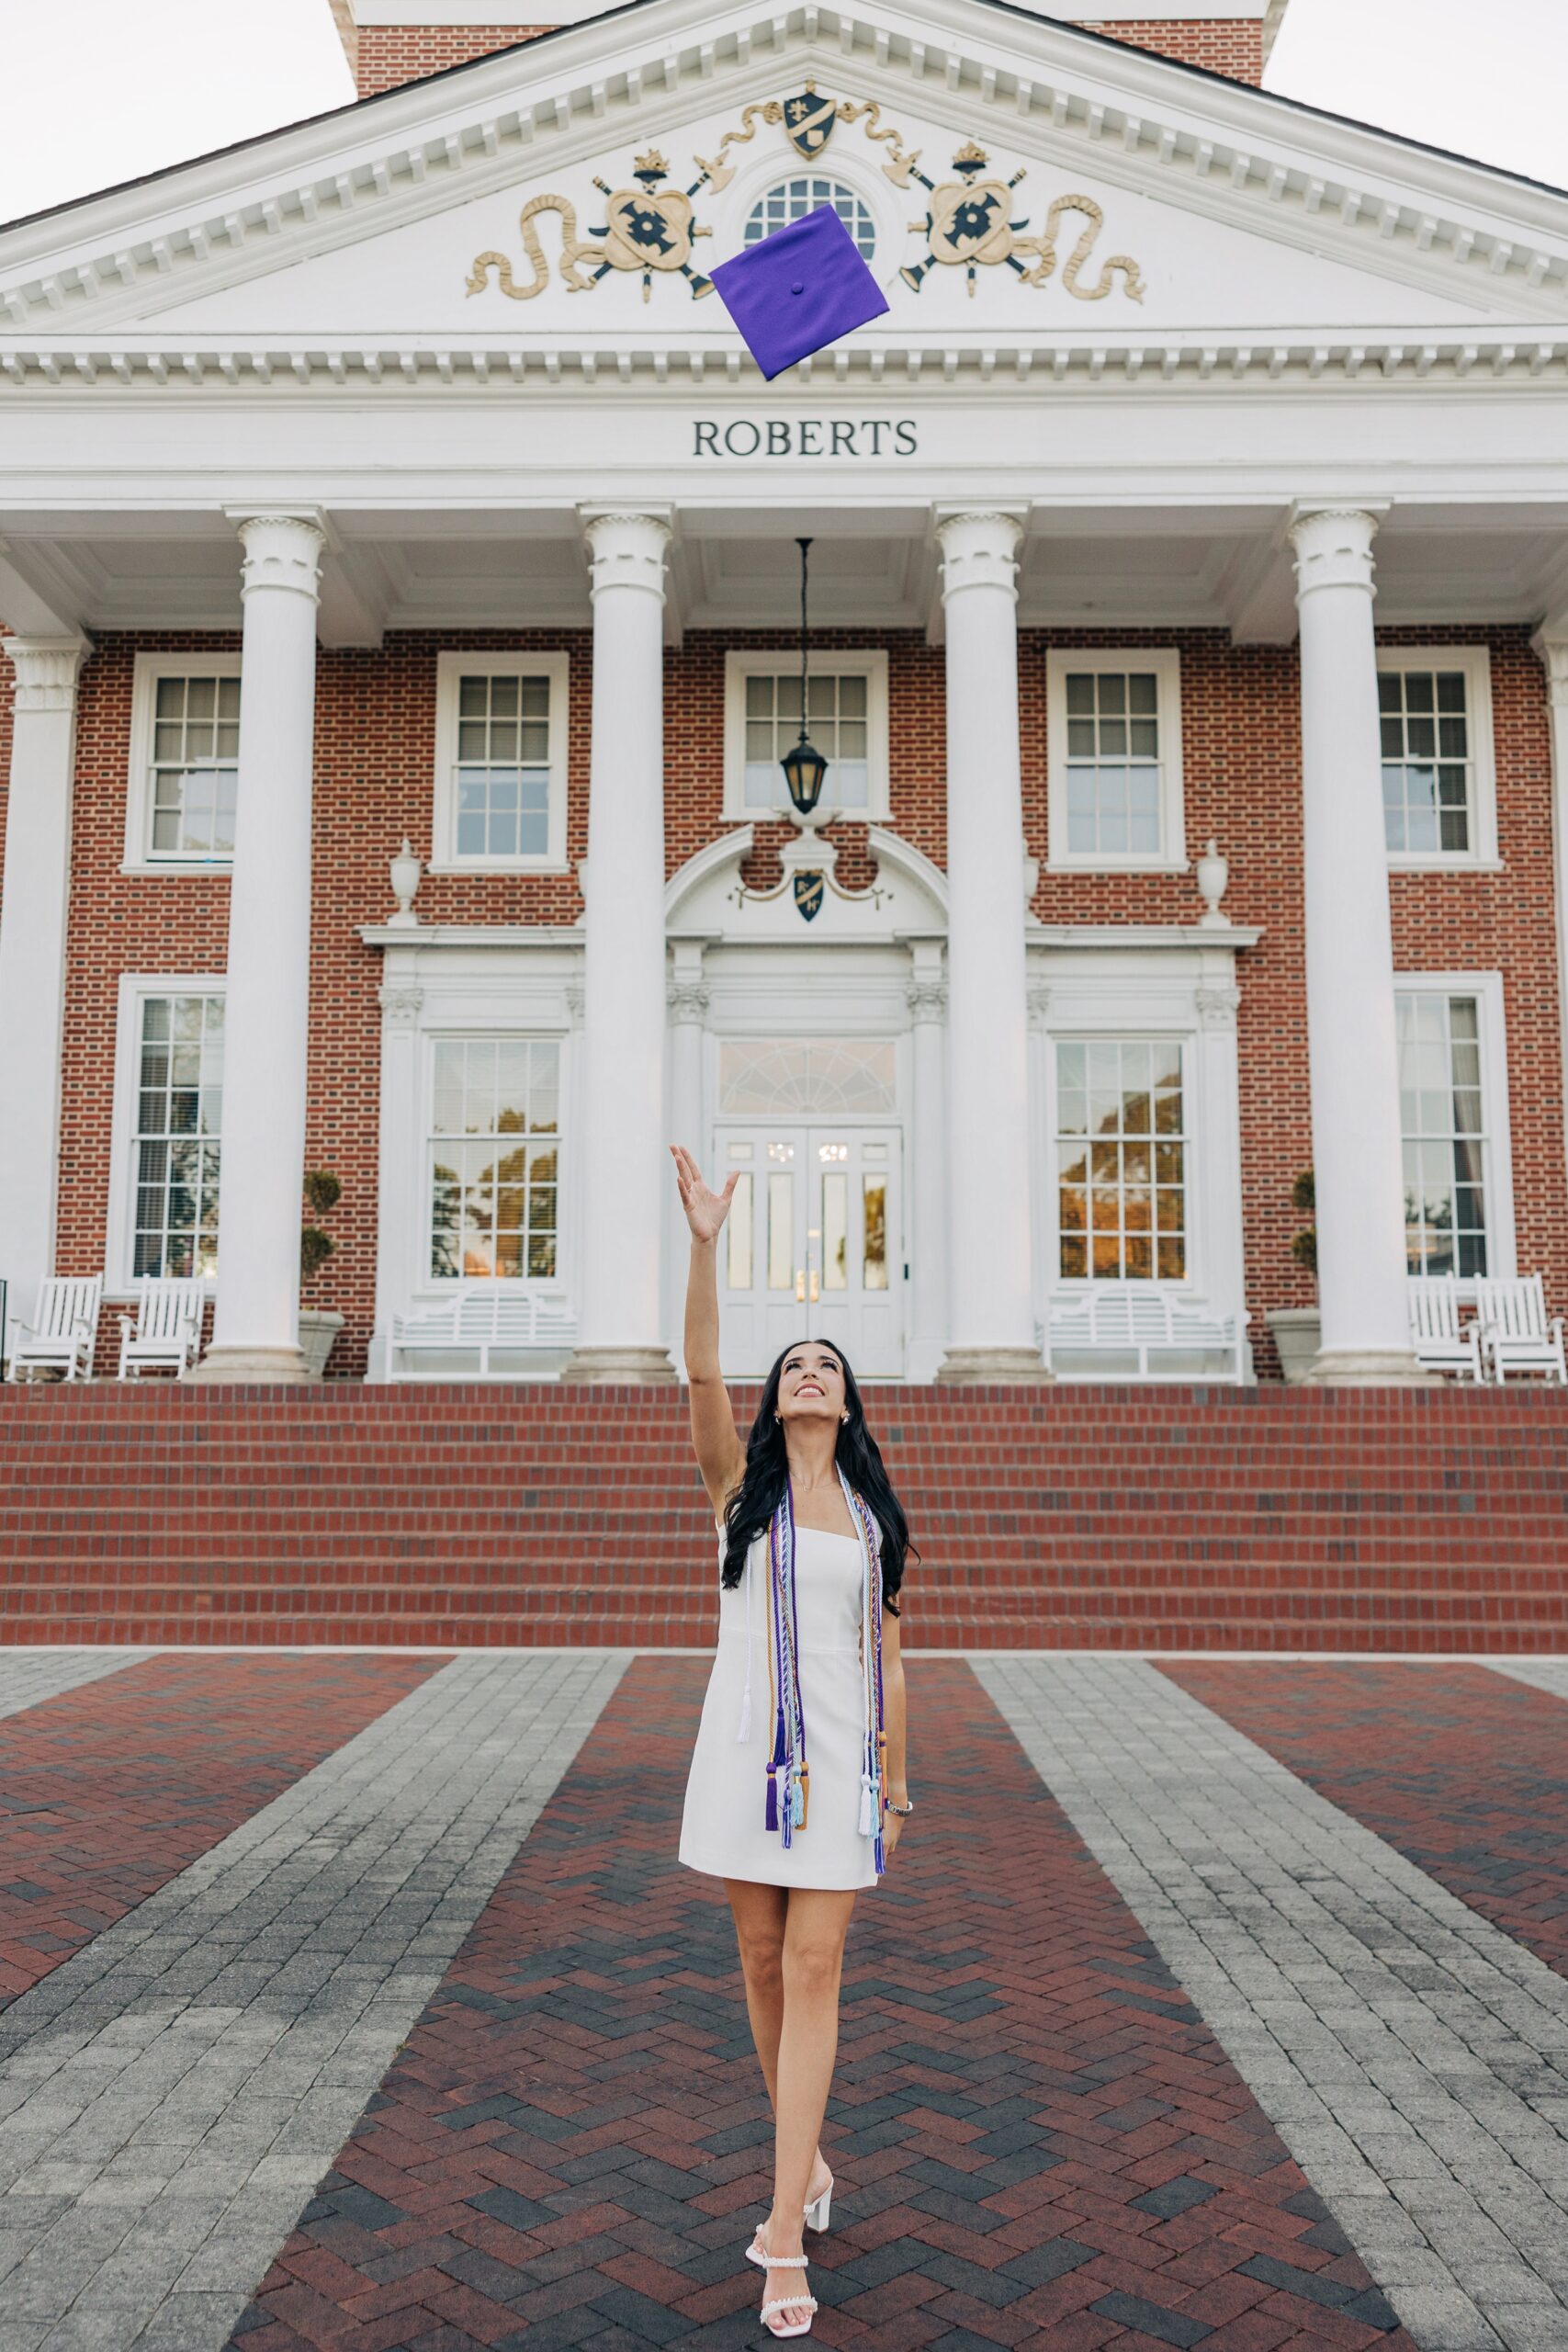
[791,281,805,295]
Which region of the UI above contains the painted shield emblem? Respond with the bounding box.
[781,88,838,159]
[927,179,1016,266]
[602,187,696,273]
[793,870,826,922]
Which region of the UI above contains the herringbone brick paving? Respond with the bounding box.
[228,1657,1415,2349]
[0,1651,439,2008]
[1164,1660,1568,1984]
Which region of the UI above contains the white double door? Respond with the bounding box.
[716,1125,905,1379]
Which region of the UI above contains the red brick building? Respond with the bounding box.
[3,0,1567,1389]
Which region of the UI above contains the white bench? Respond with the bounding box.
[6,1274,104,1383]
[1474,1275,1567,1385]
[388,1285,578,1378]
[1044,1288,1249,1383]
[116,1276,206,1379]
[1407,1275,1483,1381]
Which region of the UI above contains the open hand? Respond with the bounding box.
[671,1144,739,1245]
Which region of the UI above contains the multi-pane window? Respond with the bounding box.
[1063,672,1162,856]
[743,673,870,809]
[1055,1039,1186,1281]
[433,654,568,869]
[146,674,242,860]
[429,1038,560,1281]
[1398,992,1487,1276]
[133,995,223,1277]
[1047,650,1183,869]
[452,673,551,859]
[1381,670,1472,855]
[745,177,875,261]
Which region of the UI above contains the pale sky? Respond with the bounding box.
[1,0,1564,228]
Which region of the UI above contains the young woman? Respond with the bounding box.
[669,1144,913,2341]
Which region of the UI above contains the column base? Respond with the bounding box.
[935,1347,1054,1385]
[559,1345,677,1385]
[1303,1348,1445,1387]
[188,1345,310,1385]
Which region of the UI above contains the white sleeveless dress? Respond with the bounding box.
[678,1519,880,1891]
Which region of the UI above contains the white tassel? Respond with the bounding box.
[859,1771,874,1838]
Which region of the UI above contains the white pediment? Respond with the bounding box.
[5,0,1567,367]
[666,822,948,940]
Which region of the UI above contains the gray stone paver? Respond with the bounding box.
[0,1650,151,1724]
[0,1649,626,2350]
[977,1656,1568,2352]
[1487,1659,1568,1702]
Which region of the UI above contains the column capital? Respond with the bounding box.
[378,984,424,1030]
[1532,630,1568,706]
[1195,983,1241,1031]
[905,973,948,1024]
[231,512,325,603]
[2,635,90,712]
[935,508,1026,601]
[581,509,671,600]
[1025,980,1053,1035]
[1287,503,1387,598]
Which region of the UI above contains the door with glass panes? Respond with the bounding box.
[716,1128,904,1378]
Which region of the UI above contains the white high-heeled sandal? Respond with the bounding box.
[758,2251,816,2339]
[746,2172,833,2270]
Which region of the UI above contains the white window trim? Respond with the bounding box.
[122,650,242,875]
[1395,970,1517,1289]
[1045,648,1187,874]
[723,649,890,822]
[431,650,571,875]
[1043,1029,1201,1293]
[1379,646,1500,869]
[105,972,226,1296]
[421,1024,570,1289]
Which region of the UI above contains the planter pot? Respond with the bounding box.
[1265,1306,1321,1385]
[298,1309,345,1381]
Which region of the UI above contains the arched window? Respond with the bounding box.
[743,177,876,262]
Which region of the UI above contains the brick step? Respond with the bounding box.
[6,1385,1566,1650]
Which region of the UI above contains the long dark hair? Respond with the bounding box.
[721,1339,913,1606]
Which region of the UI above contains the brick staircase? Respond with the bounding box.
[2,1383,1565,1650]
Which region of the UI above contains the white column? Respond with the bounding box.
[0,635,89,1351]
[1193,977,1250,1362]
[1290,506,1427,1382]
[562,510,674,1381]
[905,947,949,1384]
[1533,632,1568,1197]
[194,513,323,1382]
[666,944,708,1370]
[935,510,1047,1380]
[367,980,424,1381]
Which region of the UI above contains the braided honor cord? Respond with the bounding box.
[765,1483,809,1846]
[840,1468,887,1878]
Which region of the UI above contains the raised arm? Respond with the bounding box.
[670,1144,747,1517]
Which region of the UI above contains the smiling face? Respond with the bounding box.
[775,1341,848,1426]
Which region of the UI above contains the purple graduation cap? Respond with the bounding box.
[710,204,889,380]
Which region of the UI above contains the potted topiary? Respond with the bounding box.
[298,1168,345,1379]
[1265,1168,1321,1383]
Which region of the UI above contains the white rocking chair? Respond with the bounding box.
[117,1276,206,1379]
[1407,1276,1483,1381]
[6,1274,104,1383]
[1473,1276,1568,1385]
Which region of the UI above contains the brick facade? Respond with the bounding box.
[353,15,1265,102]
[31,622,1566,1379]
[355,24,556,98]
[1070,17,1264,85]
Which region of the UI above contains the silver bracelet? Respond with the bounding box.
[886,1796,914,1815]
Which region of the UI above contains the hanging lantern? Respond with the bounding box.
[781,536,829,821]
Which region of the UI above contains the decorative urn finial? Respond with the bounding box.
[389,836,423,928]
